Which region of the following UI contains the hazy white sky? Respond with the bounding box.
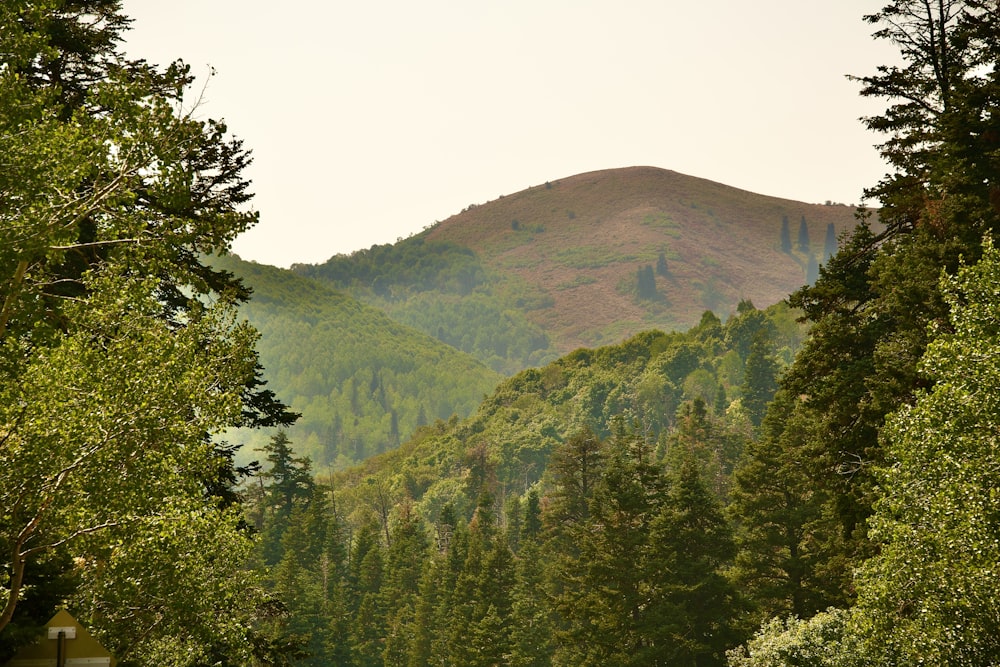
[122,1,897,268]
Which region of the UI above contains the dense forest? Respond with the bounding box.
[209,254,503,467]
[4,1,1000,666]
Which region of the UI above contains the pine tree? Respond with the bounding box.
[740,330,779,427]
[727,390,853,626]
[257,430,315,564]
[552,433,666,666]
[823,222,837,262]
[509,540,554,667]
[752,0,1000,586]
[637,264,658,299]
[656,251,670,276]
[780,215,793,254]
[645,457,741,666]
[797,215,810,253]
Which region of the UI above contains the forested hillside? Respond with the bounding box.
[247,2,1000,666]
[249,300,802,665]
[210,254,502,467]
[6,2,1000,667]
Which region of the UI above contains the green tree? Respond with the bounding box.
[728,390,850,626]
[551,433,666,666]
[851,238,1000,665]
[637,264,658,300]
[740,329,780,427]
[822,223,837,263]
[726,608,859,667]
[656,251,670,276]
[780,215,792,254]
[0,1,296,661]
[797,215,810,253]
[646,457,741,666]
[257,431,315,564]
[752,0,1000,604]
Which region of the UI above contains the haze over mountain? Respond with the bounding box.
[224,166,866,469]
[297,167,862,359]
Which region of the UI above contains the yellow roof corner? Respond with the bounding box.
[3,609,116,667]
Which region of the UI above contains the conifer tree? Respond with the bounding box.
[738,1,1000,609]
[780,215,793,254]
[797,215,810,253]
[740,330,780,427]
[823,222,837,262]
[646,456,741,666]
[509,539,555,667]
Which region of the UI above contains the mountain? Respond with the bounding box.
[211,254,502,468]
[298,167,864,373]
[230,166,866,468]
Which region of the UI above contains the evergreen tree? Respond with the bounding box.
[509,540,554,667]
[727,390,854,626]
[380,503,431,666]
[805,253,819,285]
[740,330,780,427]
[521,489,543,543]
[349,522,386,666]
[780,215,793,254]
[797,215,810,253]
[656,251,670,276]
[552,433,666,666]
[823,222,837,262]
[740,1,1000,608]
[637,264,658,299]
[258,431,315,565]
[646,457,741,666]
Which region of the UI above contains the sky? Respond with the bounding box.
[121,1,898,268]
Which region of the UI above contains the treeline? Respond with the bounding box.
[211,255,502,468]
[246,300,804,665]
[295,237,487,297]
[293,239,559,374]
[252,425,743,666]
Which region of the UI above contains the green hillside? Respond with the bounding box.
[333,299,804,520]
[211,254,502,468]
[249,300,803,665]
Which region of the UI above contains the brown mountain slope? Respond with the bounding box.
[424,166,864,351]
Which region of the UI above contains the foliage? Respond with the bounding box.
[850,238,1000,665]
[732,1,1000,631]
[726,609,859,667]
[0,1,295,661]
[295,237,486,297]
[211,254,502,468]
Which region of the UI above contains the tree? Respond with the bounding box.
[551,433,666,666]
[257,431,314,564]
[656,251,670,276]
[741,330,780,427]
[805,253,819,285]
[0,1,296,660]
[822,223,837,263]
[780,216,793,254]
[851,238,1000,664]
[726,608,859,667]
[637,264,658,300]
[645,457,741,666]
[728,390,850,626]
[749,0,1000,598]
[797,215,810,254]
